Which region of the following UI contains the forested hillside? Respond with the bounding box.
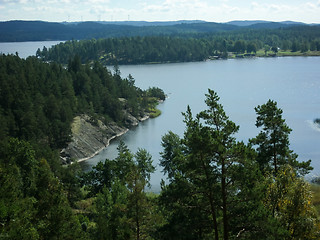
[0,53,166,238]
[37,25,320,65]
[0,20,239,42]
[0,54,164,149]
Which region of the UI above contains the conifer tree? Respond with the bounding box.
[250,100,312,176]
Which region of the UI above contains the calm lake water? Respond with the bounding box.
[1,42,319,192]
[0,41,63,58]
[84,57,320,191]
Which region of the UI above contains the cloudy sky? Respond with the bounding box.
[0,0,319,23]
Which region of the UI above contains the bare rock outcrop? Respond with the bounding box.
[61,112,150,163]
[61,115,128,163]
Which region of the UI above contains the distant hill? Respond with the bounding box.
[227,20,271,26]
[0,20,316,42]
[0,20,238,42]
[280,21,306,25]
[227,20,306,27]
[66,20,207,27]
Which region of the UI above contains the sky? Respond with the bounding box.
[0,0,319,23]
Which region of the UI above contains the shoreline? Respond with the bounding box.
[103,53,320,66]
[75,128,129,163]
[75,115,151,163]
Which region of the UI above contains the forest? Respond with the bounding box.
[0,54,165,148]
[37,25,320,65]
[0,53,167,238]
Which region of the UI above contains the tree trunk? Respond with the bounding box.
[221,157,229,240]
[201,154,219,240]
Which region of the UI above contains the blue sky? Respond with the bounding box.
[0,0,319,23]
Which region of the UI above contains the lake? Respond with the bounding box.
[1,42,319,192]
[0,41,63,58]
[83,57,320,191]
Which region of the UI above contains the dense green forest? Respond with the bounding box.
[0,53,166,238]
[0,54,165,148]
[1,84,319,238]
[37,25,320,65]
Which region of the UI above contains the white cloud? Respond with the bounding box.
[1,0,320,23]
[89,5,112,15]
[142,2,170,13]
[305,0,320,9]
[0,0,22,3]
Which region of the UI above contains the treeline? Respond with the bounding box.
[37,25,320,65]
[37,37,213,64]
[1,87,319,239]
[0,54,165,149]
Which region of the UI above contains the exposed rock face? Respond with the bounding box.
[123,110,139,126]
[61,112,150,163]
[61,115,127,163]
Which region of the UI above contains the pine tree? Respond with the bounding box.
[250,100,312,176]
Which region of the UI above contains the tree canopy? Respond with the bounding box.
[0,54,164,150]
[37,25,320,65]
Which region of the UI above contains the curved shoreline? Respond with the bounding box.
[76,128,129,163]
[74,115,151,163]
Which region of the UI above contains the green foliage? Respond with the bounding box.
[147,87,166,101]
[310,183,320,215]
[264,165,320,239]
[250,100,312,176]
[0,55,74,148]
[0,138,85,239]
[0,54,166,239]
[95,182,132,240]
[76,93,320,240]
[0,54,165,150]
[82,142,157,239]
[38,26,320,64]
[159,90,267,239]
[157,90,318,240]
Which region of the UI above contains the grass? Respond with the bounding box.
[71,116,81,135]
[147,97,162,118]
[255,50,320,58]
[149,108,161,118]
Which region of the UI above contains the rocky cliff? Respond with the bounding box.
[61,112,149,163]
